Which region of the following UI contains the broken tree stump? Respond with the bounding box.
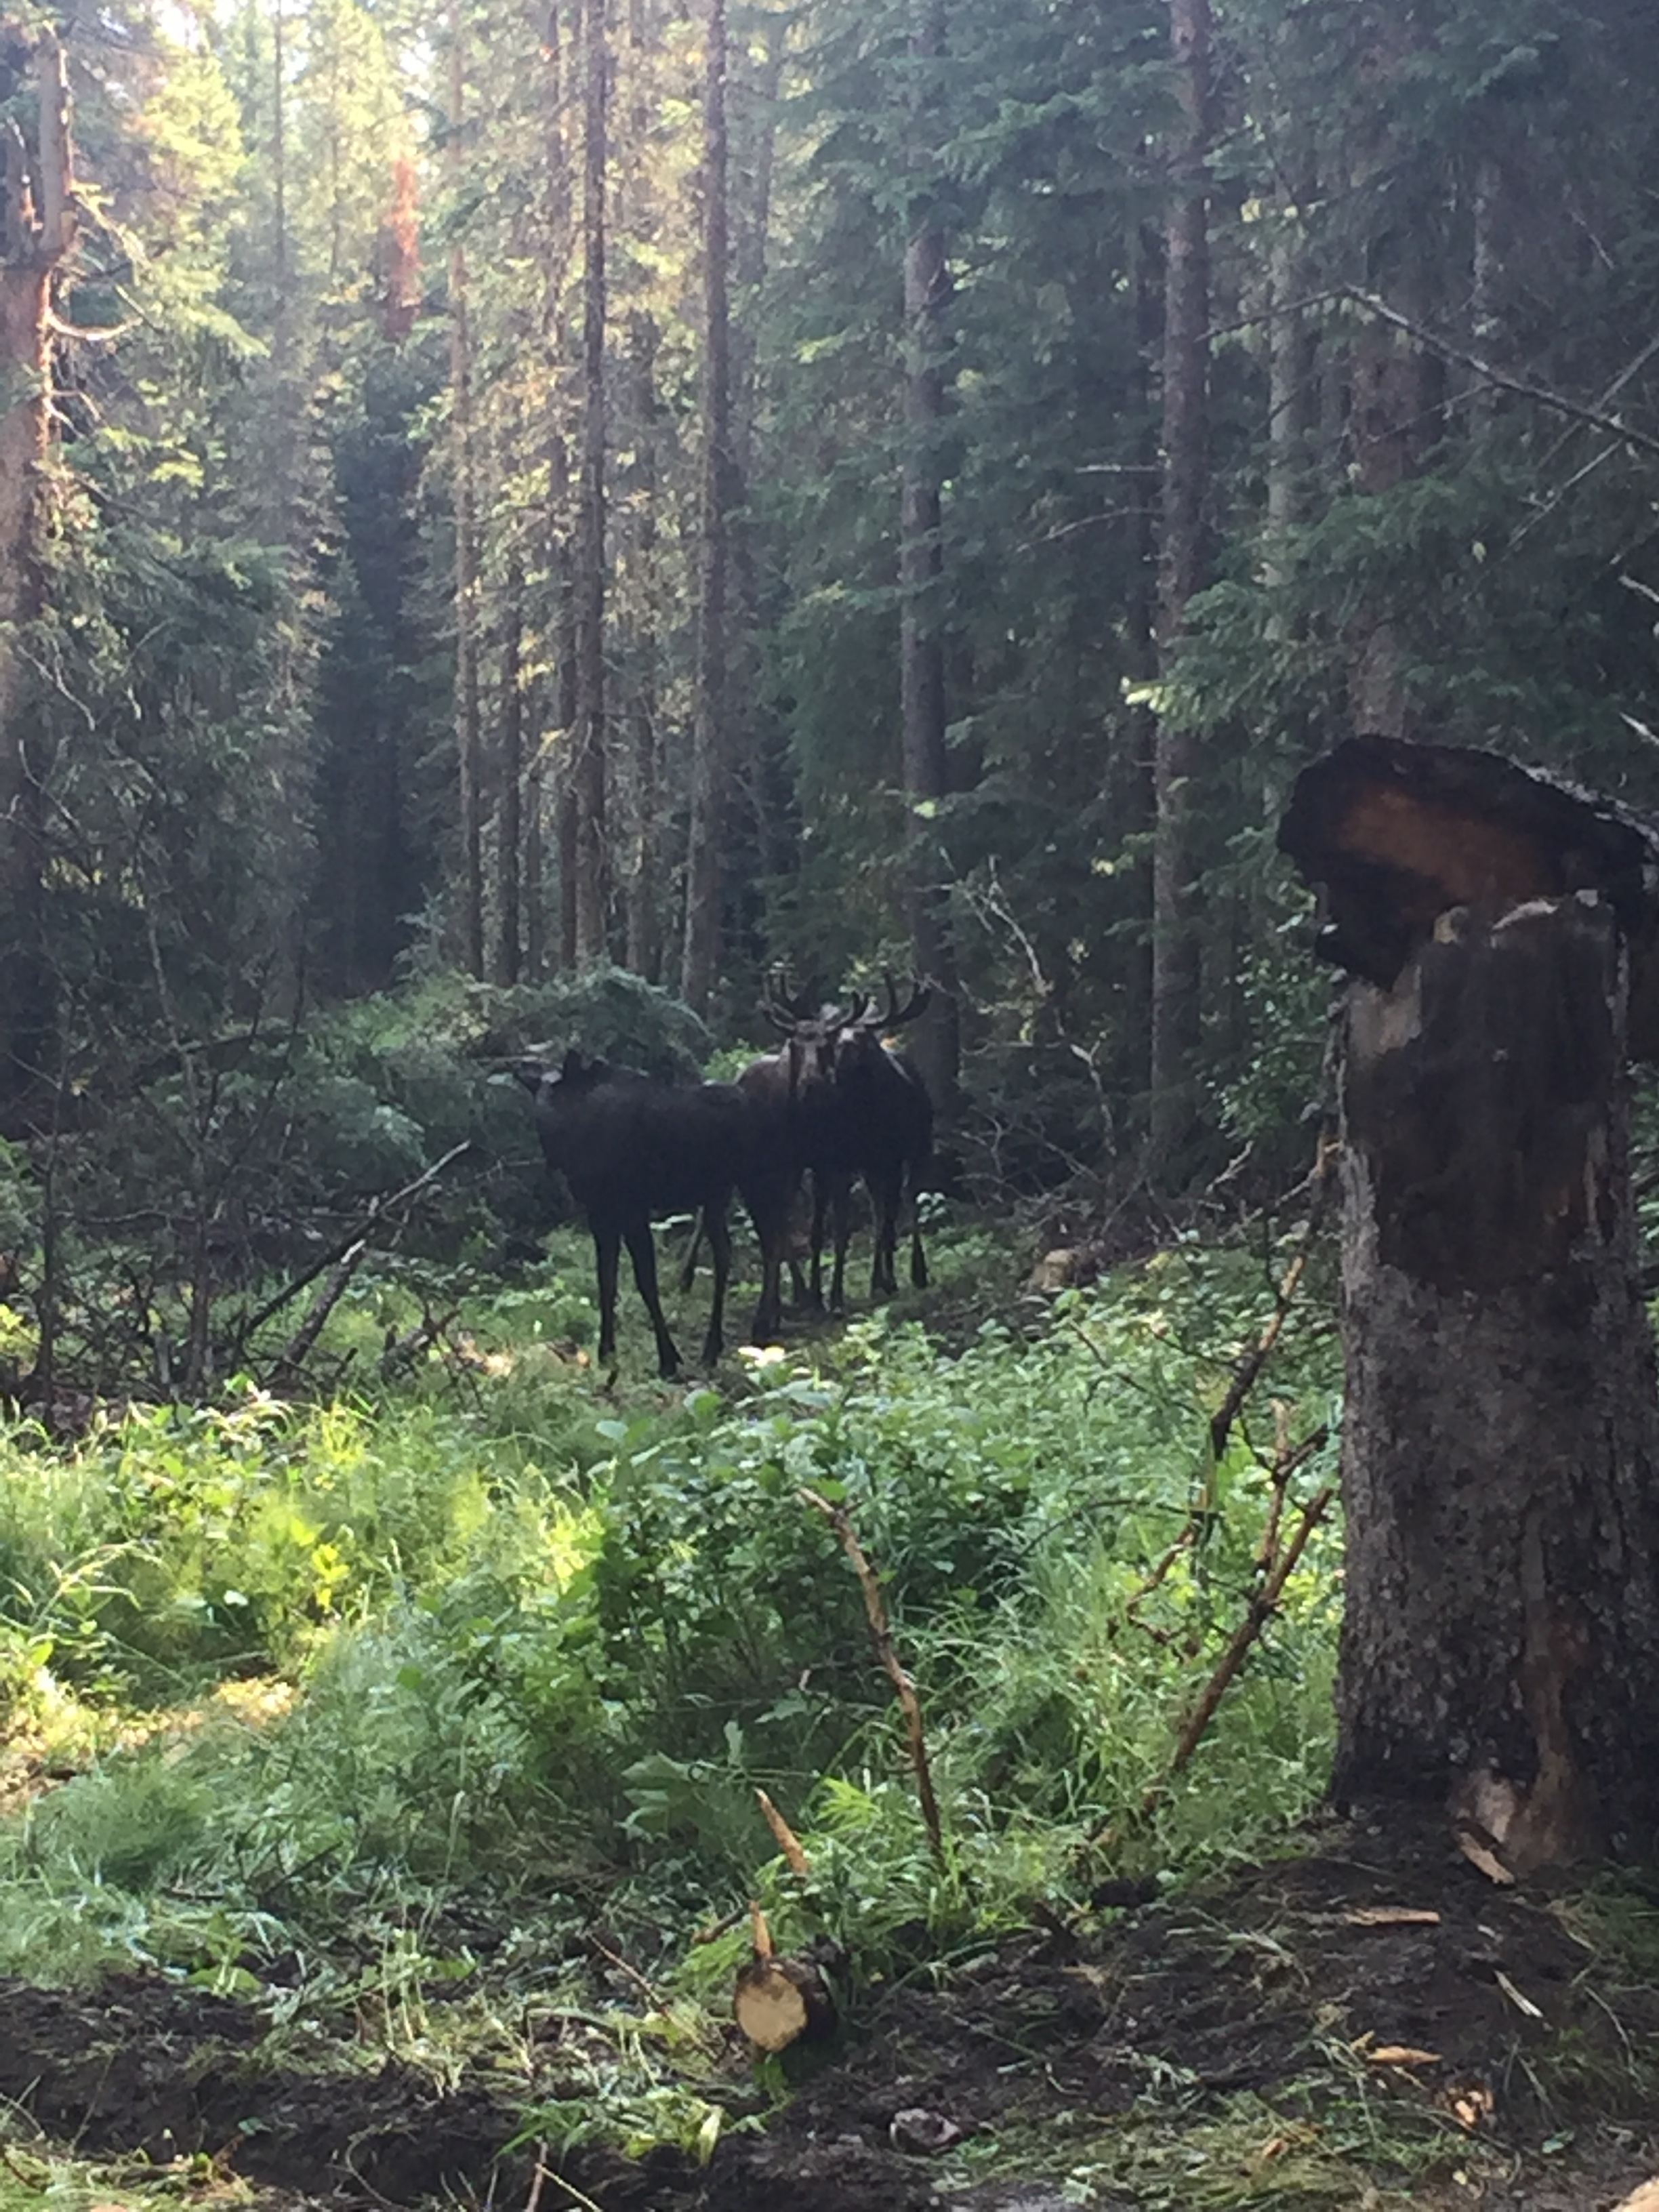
[1280,737,1659,1870]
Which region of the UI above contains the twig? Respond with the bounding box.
[523,2142,550,2212]
[1345,289,1659,462]
[236,1141,473,1343]
[800,1487,946,1868]
[272,1240,368,1376]
[1150,1481,1334,1804]
[1208,1136,1337,1465]
[586,1934,662,2008]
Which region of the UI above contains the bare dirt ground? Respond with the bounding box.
[3,1814,1656,2211]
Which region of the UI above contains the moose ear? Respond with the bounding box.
[561,1046,586,1080]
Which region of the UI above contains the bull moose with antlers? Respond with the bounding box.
[754,973,936,1322]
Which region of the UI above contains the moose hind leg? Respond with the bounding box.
[594,1227,623,1373]
[623,1221,682,1377]
[701,1202,733,1367]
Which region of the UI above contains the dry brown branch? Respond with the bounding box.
[1209,1139,1337,1465]
[274,1240,368,1375]
[800,1486,946,1867]
[237,1140,473,1347]
[1160,1481,1334,1791]
[691,1904,748,1946]
[756,1787,810,1873]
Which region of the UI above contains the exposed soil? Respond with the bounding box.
[3,1814,1657,2211]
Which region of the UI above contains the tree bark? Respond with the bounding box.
[1147,0,1210,1176]
[539,1,579,975]
[0,24,75,1119]
[623,309,663,985]
[681,0,732,1017]
[1333,896,1659,1866]
[495,555,525,984]
[449,7,485,977]
[572,0,610,964]
[898,0,960,1111]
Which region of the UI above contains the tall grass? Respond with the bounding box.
[0,1227,1342,2000]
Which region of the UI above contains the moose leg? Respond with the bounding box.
[623,1221,682,1378]
[594,1227,622,1372]
[830,1176,854,1312]
[701,1200,733,1367]
[808,1172,831,1311]
[867,1169,902,1297]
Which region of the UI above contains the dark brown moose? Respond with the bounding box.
[515,1050,789,1378]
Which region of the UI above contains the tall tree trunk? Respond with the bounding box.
[624,314,663,983]
[449,7,485,977]
[681,0,733,1016]
[1147,0,1211,1176]
[496,555,525,984]
[1333,899,1659,1866]
[898,0,960,1110]
[539,0,579,974]
[572,0,610,964]
[0,24,75,1120]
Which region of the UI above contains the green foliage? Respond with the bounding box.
[0,1230,1340,2014]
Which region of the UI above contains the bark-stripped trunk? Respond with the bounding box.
[681,0,732,1016]
[898,0,960,1110]
[572,0,610,964]
[1147,0,1210,1174]
[0,24,75,1118]
[1334,899,1659,1864]
[449,9,485,977]
[496,556,525,984]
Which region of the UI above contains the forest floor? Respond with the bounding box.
[3,1807,1657,2212]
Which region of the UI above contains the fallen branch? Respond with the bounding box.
[271,1240,368,1378]
[800,1487,946,1868]
[234,1141,473,1349]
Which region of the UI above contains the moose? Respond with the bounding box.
[514,1050,791,1378]
[743,974,935,1322]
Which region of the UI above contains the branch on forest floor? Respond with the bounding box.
[800,1486,946,1868]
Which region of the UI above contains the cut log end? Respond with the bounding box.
[733,1954,835,2053]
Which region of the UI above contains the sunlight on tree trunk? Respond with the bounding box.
[0,23,75,1119]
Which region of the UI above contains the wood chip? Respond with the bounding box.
[1346,1906,1441,1927]
[1610,2180,1659,2212]
[1494,1968,1544,2020]
[1449,2083,1495,2130]
[1368,2044,1442,2067]
[1455,1830,1516,1885]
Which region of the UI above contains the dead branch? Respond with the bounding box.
[1208,1136,1337,1465]
[1157,1479,1334,1797]
[800,1487,946,1867]
[271,1240,368,1378]
[378,1307,460,1378]
[1345,289,1659,462]
[234,1141,473,1347]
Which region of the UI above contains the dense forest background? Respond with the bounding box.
[4,0,1659,1275]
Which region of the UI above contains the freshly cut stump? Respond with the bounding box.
[733,1954,834,2053]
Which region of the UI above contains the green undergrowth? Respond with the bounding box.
[0,1218,1345,2152]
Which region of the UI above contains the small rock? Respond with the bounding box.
[890,2108,964,2155]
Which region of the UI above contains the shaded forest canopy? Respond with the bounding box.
[2,0,1659,1205]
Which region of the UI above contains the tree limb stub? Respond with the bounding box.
[1278,735,1659,1057]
